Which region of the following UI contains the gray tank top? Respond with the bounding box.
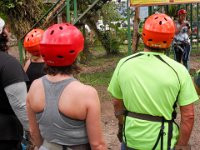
[36,76,88,146]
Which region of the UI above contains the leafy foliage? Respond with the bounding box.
[0,0,44,38]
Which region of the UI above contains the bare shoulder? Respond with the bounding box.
[28,78,43,94]
[68,81,99,102]
[72,81,97,94]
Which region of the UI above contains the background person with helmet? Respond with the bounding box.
[26,23,107,150]
[108,13,198,150]
[193,70,200,95]
[23,28,45,91]
[173,9,191,70]
[23,28,46,150]
[0,18,29,149]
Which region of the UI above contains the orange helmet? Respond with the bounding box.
[142,13,175,49]
[178,9,187,16]
[24,29,44,56]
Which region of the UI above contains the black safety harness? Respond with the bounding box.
[120,53,181,150]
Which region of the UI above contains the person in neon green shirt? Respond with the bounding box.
[108,13,199,150]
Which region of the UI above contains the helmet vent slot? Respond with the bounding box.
[42,54,45,58]
[27,38,30,41]
[148,39,153,41]
[31,34,34,37]
[159,21,162,25]
[155,17,158,19]
[69,50,75,54]
[57,55,64,58]
[59,26,63,30]
[163,41,167,43]
[143,33,145,36]
[164,17,167,21]
[50,30,54,35]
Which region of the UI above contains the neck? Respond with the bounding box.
[31,55,44,62]
[46,74,73,82]
[144,47,165,53]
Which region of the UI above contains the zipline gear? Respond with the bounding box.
[120,53,180,150]
[40,23,84,66]
[24,29,44,56]
[142,14,175,49]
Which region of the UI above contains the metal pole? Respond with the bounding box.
[18,40,24,65]
[148,6,152,15]
[197,3,199,50]
[190,4,193,46]
[73,0,78,23]
[127,0,132,55]
[66,0,71,22]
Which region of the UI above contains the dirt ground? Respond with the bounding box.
[9,47,200,150]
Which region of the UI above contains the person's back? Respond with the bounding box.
[24,58,45,90]
[108,13,198,150]
[27,23,107,150]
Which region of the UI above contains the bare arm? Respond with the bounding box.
[26,92,43,148]
[86,87,107,150]
[176,103,194,146]
[23,59,31,72]
[113,99,125,124]
[113,99,125,142]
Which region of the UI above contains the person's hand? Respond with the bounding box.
[175,145,191,150]
[24,131,36,150]
[185,23,191,29]
[117,123,123,142]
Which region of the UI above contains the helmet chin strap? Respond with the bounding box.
[0,18,5,34]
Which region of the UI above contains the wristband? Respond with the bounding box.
[114,110,126,117]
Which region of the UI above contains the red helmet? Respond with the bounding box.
[40,23,84,66]
[142,13,175,49]
[178,9,187,16]
[24,29,44,56]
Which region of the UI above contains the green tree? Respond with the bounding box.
[0,0,44,38]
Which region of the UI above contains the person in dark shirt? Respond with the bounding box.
[23,28,45,91]
[0,17,29,150]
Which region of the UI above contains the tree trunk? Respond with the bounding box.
[132,7,140,53]
[42,0,65,28]
[86,17,108,52]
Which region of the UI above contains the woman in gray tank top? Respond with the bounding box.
[26,23,107,150]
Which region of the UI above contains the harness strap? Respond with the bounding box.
[126,111,174,150]
[120,54,180,150]
[127,112,164,122]
[62,143,91,150]
[152,119,165,150]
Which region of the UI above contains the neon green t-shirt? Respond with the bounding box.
[108,51,199,149]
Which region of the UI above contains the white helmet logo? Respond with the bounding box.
[0,18,5,34]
